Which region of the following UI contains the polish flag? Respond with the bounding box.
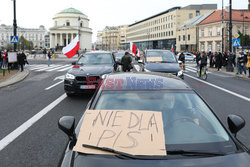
[62,35,79,58]
[137,50,141,57]
[130,42,138,56]
[171,44,174,52]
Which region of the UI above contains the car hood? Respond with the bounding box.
[145,63,181,73]
[68,65,114,76]
[69,152,250,167]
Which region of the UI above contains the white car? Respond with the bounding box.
[177,52,196,61]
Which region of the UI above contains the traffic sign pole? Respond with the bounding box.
[13,0,17,52]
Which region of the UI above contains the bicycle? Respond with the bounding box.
[196,65,208,80]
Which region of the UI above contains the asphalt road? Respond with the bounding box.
[0,60,249,166]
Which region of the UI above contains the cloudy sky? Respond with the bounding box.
[0,0,248,42]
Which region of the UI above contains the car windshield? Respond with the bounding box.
[94,91,236,153]
[78,53,113,65]
[146,51,176,63]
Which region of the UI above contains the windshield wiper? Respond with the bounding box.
[161,61,173,63]
[82,144,167,160]
[167,150,226,157]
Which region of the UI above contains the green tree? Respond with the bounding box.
[17,36,34,51]
[238,31,250,47]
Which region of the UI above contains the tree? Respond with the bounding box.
[17,36,34,51]
[238,31,250,47]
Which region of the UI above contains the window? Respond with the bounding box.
[171,31,173,36]
[171,23,173,28]
[80,22,83,27]
[208,29,212,36]
[179,36,181,41]
[217,28,221,36]
[66,21,70,26]
[183,35,186,41]
[189,13,193,19]
[201,43,205,51]
[216,43,221,52]
[196,10,200,16]
[188,35,190,40]
[201,30,205,37]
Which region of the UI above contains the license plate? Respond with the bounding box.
[80,85,96,89]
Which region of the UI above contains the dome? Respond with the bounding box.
[58,8,84,15]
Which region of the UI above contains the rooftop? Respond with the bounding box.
[200,10,250,25]
[58,8,84,15]
[179,12,214,28]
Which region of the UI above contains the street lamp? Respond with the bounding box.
[229,0,232,53]
[12,0,17,51]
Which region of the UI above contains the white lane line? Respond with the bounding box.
[45,80,64,90]
[185,68,197,73]
[30,65,55,70]
[186,66,211,74]
[58,66,72,72]
[0,93,67,151]
[185,74,250,102]
[134,64,140,72]
[36,65,61,71]
[46,65,71,72]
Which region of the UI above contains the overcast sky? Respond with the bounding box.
[0,0,248,42]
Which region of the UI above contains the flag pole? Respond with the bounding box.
[78,16,81,57]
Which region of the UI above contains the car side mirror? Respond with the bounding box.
[58,116,76,141]
[227,115,245,137]
[72,62,76,65]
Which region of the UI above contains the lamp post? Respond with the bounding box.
[13,0,17,51]
[229,0,232,53]
[221,0,225,53]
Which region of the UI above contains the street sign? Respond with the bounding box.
[234,32,240,39]
[10,36,18,43]
[233,39,240,47]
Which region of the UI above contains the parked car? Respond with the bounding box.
[177,52,196,61]
[64,51,118,96]
[139,49,183,79]
[58,72,250,167]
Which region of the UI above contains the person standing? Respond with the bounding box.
[178,52,185,71]
[43,48,47,59]
[246,53,250,78]
[216,52,223,71]
[199,52,207,77]
[237,53,247,76]
[18,51,25,72]
[47,50,51,67]
[195,52,200,67]
[121,51,132,72]
[0,51,3,69]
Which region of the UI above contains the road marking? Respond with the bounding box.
[0,93,67,151]
[134,64,140,72]
[36,65,61,71]
[185,68,197,73]
[185,74,250,102]
[45,80,64,90]
[58,66,72,72]
[30,65,55,70]
[46,65,71,72]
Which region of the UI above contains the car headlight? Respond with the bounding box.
[144,68,151,72]
[101,74,107,79]
[65,73,75,80]
[177,70,183,76]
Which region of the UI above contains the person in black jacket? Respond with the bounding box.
[216,52,223,71]
[18,51,25,72]
[199,52,207,76]
[121,51,132,72]
[178,52,185,71]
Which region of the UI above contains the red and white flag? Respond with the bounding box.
[137,49,141,57]
[130,42,138,56]
[171,44,174,52]
[62,35,79,58]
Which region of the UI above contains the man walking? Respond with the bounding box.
[48,50,51,67]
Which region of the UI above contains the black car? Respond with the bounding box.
[64,51,118,96]
[58,73,250,167]
[139,50,184,79]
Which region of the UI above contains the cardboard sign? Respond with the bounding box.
[73,110,166,156]
[146,57,163,62]
[8,52,17,63]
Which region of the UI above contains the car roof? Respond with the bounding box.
[85,51,111,54]
[146,49,172,52]
[102,72,192,91]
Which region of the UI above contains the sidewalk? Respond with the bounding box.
[208,66,250,81]
[0,69,30,88]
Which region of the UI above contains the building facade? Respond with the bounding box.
[125,4,217,51]
[199,10,250,53]
[118,25,128,50]
[49,8,92,51]
[176,12,213,52]
[0,24,46,50]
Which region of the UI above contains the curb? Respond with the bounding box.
[208,68,250,81]
[0,69,30,89]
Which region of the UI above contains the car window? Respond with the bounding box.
[146,51,176,63]
[114,52,125,58]
[78,53,113,65]
[94,91,236,153]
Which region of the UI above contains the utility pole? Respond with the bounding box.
[13,0,17,51]
[222,0,225,53]
[229,0,232,53]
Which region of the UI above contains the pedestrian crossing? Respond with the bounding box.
[185,64,211,74]
[28,64,73,72]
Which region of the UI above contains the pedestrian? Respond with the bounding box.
[199,52,207,77]
[196,52,200,67]
[246,53,250,78]
[18,51,25,72]
[216,52,223,71]
[178,52,185,71]
[21,51,29,65]
[47,50,51,67]
[0,51,3,69]
[121,51,132,72]
[43,48,47,59]
[237,53,247,76]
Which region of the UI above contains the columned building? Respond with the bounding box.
[49,8,92,51]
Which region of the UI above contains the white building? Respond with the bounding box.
[49,8,92,51]
[0,24,46,49]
